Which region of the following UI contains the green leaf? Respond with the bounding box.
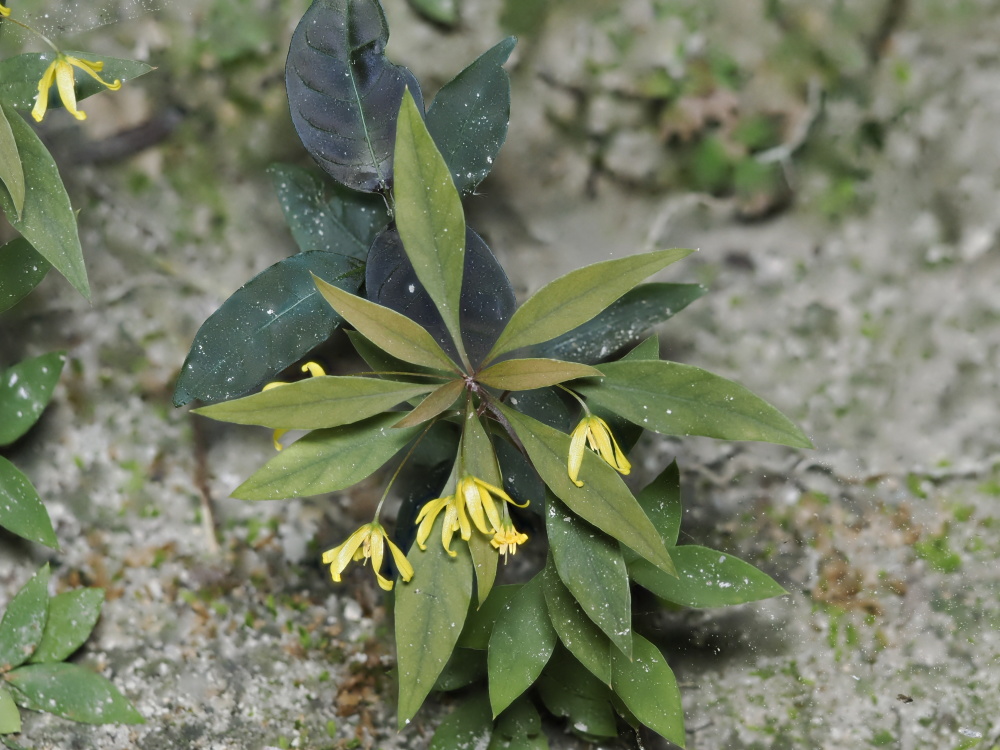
[434,648,487,691]
[0,688,20,735]
[636,460,682,548]
[314,275,459,373]
[623,334,660,361]
[0,565,49,671]
[0,103,24,220]
[545,496,631,658]
[498,405,675,575]
[0,351,65,446]
[194,376,436,429]
[393,379,464,429]
[611,634,684,746]
[232,413,421,500]
[488,574,557,716]
[173,251,362,407]
[285,0,422,192]
[268,164,387,255]
[408,0,459,27]
[540,558,611,685]
[394,89,468,366]
[395,518,473,727]
[536,648,617,739]
[428,691,493,750]
[7,663,143,725]
[425,37,516,194]
[29,589,104,664]
[0,238,50,313]
[526,283,704,364]
[0,52,154,112]
[346,331,440,382]
[477,359,602,392]
[490,696,549,750]
[458,584,522,650]
[0,456,57,549]
[486,248,695,363]
[0,101,87,299]
[575,359,813,449]
[630,545,787,608]
[461,413,501,604]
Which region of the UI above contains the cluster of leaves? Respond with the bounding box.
[186,0,812,745]
[0,566,143,748]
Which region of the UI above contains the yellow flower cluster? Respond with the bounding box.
[32,54,121,123]
[321,522,413,592]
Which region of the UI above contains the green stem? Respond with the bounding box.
[2,13,59,52]
[374,419,437,518]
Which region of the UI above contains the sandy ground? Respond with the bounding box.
[3,1,1000,748]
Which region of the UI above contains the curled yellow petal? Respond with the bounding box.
[0,5,11,18]
[31,60,58,123]
[567,415,631,486]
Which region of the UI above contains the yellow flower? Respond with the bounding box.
[0,5,10,17]
[416,475,528,557]
[321,521,414,592]
[491,520,528,562]
[31,54,122,123]
[414,490,470,557]
[262,362,327,451]
[458,475,527,535]
[567,414,631,487]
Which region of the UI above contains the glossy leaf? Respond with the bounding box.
[366,226,516,367]
[526,283,704,363]
[488,574,557,716]
[611,634,684,745]
[232,413,421,500]
[0,52,154,112]
[537,648,618,739]
[285,0,422,192]
[630,545,787,608]
[395,516,473,727]
[0,456,57,549]
[0,238,50,313]
[0,351,65,446]
[490,697,548,750]
[268,164,387,255]
[498,405,675,575]
[0,102,24,219]
[0,101,87,299]
[624,334,661,361]
[0,565,49,671]
[29,589,105,664]
[575,359,813,448]
[314,275,459,373]
[637,460,682,548]
[546,496,631,658]
[458,584,521,650]
[0,687,20,735]
[394,89,468,364]
[393,379,463,429]
[173,251,362,407]
[486,248,695,363]
[541,558,611,685]
[7,663,143,725]
[194,376,436,429]
[434,648,487,691]
[408,0,459,27]
[461,412,501,603]
[477,359,602,392]
[428,691,492,750]
[425,37,516,194]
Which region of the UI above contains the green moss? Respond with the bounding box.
[914,531,962,573]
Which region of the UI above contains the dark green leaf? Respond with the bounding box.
[490,696,549,750]
[637,460,682,548]
[0,456,57,549]
[7,663,143,725]
[268,164,387,255]
[458,584,521,650]
[425,37,516,194]
[0,351,65,446]
[461,413,501,604]
[434,648,487,691]
[630,545,787,608]
[611,634,683,745]
[232,412,421,500]
[488,574,557,716]
[0,565,49,671]
[394,89,467,364]
[575,359,813,449]
[0,103,24,219]
[505,388,571,432]
[537,648,618,739]
[173,251,362,407]
[545,496,630,658]
[0,101,87,299]
[526,283,704,363]
[346,330,437,382]
[0,238,50,313]
[195,376,436,429]
[486,248,695,363]
[540,558,611,685]
[395,517,473,727]
[408,0,459,27]
[498,405,675,575]
[285,0,422,192]
[623,333,660,361]
[0,52,154,112]
[428,691,492,750]
[393,379,464,428]
[0,687,20,735]
[29,589,104,664]
[478,359,602,392]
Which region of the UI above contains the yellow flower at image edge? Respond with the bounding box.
[567,414,631,487]
[32,54,121,123]
[0,4,10,17]
[321,522,414,592]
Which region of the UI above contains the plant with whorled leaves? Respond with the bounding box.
[183,0,812,745]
